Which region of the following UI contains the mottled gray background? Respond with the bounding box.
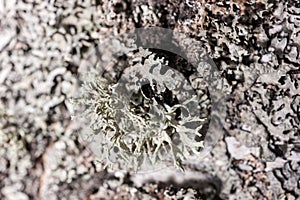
[0,0,299,199]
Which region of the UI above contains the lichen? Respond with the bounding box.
[72,48,207,171]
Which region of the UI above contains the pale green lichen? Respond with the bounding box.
[72,49,206,171]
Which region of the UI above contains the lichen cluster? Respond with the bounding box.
[72,48,207,171]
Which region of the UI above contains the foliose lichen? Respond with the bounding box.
[72,44,208,172]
